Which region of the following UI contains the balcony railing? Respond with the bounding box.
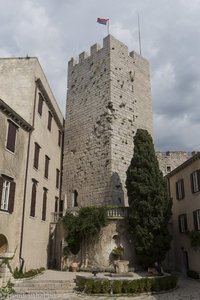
[107,207,129,218]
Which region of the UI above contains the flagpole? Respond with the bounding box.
[137,12,142,55]
[107,19,110,35]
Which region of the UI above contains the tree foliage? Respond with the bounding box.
[126,129,172,267]
[62,206,108,255]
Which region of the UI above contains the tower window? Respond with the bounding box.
[72,190,78,207]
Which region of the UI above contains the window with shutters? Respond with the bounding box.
[178,214,188,233]
[38,93,44,116]
[30,180,37,217]
[0,176,15,213]
[44,156,50,179]
[176,179,185,200]
[56,169,60,189]
[191,170,200,193]
[6,120,18,153]
[193,209,200,231]
[42,188,47,221]
[33,143,41,169]
[47,111,53,131]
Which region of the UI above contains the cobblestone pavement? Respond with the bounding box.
[8,272,200,300]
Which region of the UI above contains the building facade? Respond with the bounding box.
[62,35,153,209]
[167,152,200,274]
[0,58,64,272]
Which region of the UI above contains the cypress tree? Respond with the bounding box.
[126,129,172,268]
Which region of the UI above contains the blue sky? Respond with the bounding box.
[1,0,200,151]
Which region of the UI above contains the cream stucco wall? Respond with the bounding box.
[0,106,30,268]
[0,58,64,271]
[168,154,200,274]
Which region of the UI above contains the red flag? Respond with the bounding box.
[97,18,109,25]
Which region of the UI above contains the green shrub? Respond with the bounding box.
[122,280,131,293]
[101,280,110,293]
[85,279,93,293]
[187,269,200,279]
[92,280,101,293]
[75,275,177,294]
[76,277,86,291]
[112,280,123,294]
[13,267,45,279]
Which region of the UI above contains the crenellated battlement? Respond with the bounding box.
[68,35,147,69]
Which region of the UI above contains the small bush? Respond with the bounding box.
[76,277,86,291]
[187,270,199,279]
[101,280,110,293]
[92,280,101,293]
[85,279,93,293]
[13,267,45,279]
[112,280,123,294]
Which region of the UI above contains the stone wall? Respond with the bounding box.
[156,151,191,176]
[63,35,153,207]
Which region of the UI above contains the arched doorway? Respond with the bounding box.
[0,234,8,255]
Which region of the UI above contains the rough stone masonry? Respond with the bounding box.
[62,35,153,208]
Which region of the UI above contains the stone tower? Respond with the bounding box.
[63,35,153,208]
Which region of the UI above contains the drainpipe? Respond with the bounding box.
[19,81,37,271]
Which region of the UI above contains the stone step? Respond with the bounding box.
[14,280,76,294]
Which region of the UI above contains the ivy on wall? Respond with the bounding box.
[62,206,108,255]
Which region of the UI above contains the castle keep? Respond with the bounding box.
[63,35,153,208]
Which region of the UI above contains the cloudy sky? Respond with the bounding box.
[0,0,200,152]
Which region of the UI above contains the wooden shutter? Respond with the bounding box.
[197,170,200,192]
[0,177,3,208]
[8,181,16,214]
[30,182,36,217]
[190,173,195,194]
[176,182,179,199]
[58,130,62,147]
[44,156,50,178]
[38,94,43,115]
[34,143,40,169]
[178,215,182,232]
[181,179,185,199]
[56,169,60,189]
[55,197,58,212]
[184,214,188,231]
[42,189,47,221]
[47,111,52,131]
[6,121,17,152]
[193,211,198,230]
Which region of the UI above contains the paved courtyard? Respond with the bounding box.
[8,270,200,300]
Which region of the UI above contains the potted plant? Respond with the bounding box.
[111,246,124,260]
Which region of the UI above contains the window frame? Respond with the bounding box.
[191,170,200,193]
[44,155,50,179]
[0,175,16,213]
[38,93,44,116]
[42,188,48,221]
[33,142,41,170]
[176,179,185,200]
[30,179,37,217]
[193,209,200,231]
[178,214,188,233]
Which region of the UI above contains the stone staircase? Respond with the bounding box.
[13,278,76,298]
